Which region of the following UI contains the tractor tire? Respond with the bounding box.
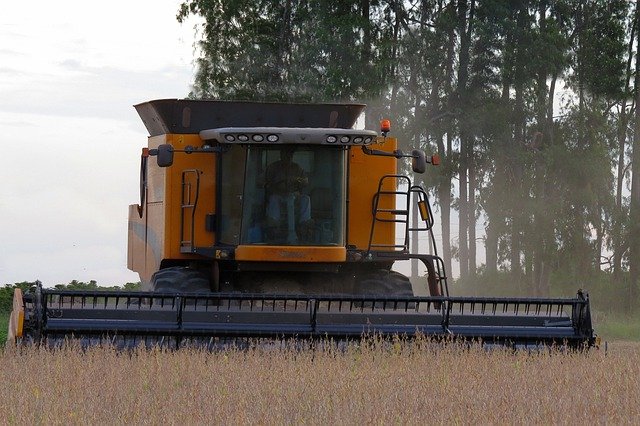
[354,269,414,297]
[149,266,212,293]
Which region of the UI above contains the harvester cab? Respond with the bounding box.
[126,99,447,298]
[8,99,596,349]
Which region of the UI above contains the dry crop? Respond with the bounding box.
[1,339,638,425]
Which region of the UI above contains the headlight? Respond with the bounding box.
[224,134,235,142]
[326,135,337,143]
[238,134,249,142]
[353,136,363,144]
[340,136,350,144]
[252,134,264,142]
[267,134,279,142]
[364,136,372,144]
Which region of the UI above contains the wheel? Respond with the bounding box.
[149,266,212,293]
[386,271,415,297]
[354,269,414,296]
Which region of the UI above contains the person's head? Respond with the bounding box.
[281,148,294,163]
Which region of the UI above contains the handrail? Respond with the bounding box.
[180,169,200,251]
[367,174,412,253]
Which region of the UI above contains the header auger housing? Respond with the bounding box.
[8,99,596,349]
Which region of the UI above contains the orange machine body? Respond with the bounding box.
[127,100,405,287]
[128,133,216,284]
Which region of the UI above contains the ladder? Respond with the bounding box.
[366,175,433,254]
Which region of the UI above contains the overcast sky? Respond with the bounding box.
[0,1,202,286]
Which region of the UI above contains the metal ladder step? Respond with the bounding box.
[368,175,412,253]
[375,209,409,215]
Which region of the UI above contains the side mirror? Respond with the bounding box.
[156,144,174,167]
[411,149,426,174]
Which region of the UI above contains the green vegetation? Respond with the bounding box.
[179,0,640,309]
[0,313,8,347]
[0,282,34,312]
[596,314,640,342]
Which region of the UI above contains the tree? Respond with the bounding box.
[0,282,36,313]
[177,0,390,102]
[177,0,639,308]
[629,0,640,308]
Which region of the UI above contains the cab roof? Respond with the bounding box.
[134,99,366,137]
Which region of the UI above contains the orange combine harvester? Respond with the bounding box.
[8,99,596,349]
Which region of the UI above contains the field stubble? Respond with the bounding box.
[1,339,638,425]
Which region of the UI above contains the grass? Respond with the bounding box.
[0,312,8,347]
[594,313,640,341]
[1,340,638,424]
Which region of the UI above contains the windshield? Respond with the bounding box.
[241,145,345,246]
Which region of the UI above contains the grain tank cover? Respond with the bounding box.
[135,99,366,137]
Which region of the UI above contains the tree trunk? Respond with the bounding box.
[439,0,456,282]
[614,14,636,277]
[459,138,469,279]
[410,70,421,280]
[532,0,549,296]
[411,191,419,280]
[628,0,640,309]
[485,220,498,274]
[511,80,524,280]
[510,2,527,282]
[468,150,476,277]
[437,133,453,281]
[538,72,557,296]
[456,0,473,280]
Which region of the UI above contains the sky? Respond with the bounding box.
[0,1,479,288]
[0,1,202,286]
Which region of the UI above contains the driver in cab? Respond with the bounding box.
[265,148,311,243]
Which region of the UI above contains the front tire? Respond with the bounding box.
[149,266,212,293]
[354,269,414,296]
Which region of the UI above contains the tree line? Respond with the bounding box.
[178,0,640,309]
[0,281,141,313]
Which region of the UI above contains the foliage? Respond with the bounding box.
[177,0,640,309]
[0,282,35,313]
[596,313,640,341]
[53,280,141,292]
[177,0,391,102]
[0,314,8,348]
[0,281,141,314]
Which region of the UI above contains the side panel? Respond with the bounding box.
[347,137,398,251]
[127,135,168,286]
[127,205,146,277]
[163,134,216,259]
[127,134,216,285]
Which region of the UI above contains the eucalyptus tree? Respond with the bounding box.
[629,0,640,307]
[175,0,637,304]
[177,0,393,103]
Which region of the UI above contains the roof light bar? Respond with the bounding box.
[200,127,378,146]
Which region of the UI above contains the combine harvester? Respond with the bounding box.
[8,100,596,349]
